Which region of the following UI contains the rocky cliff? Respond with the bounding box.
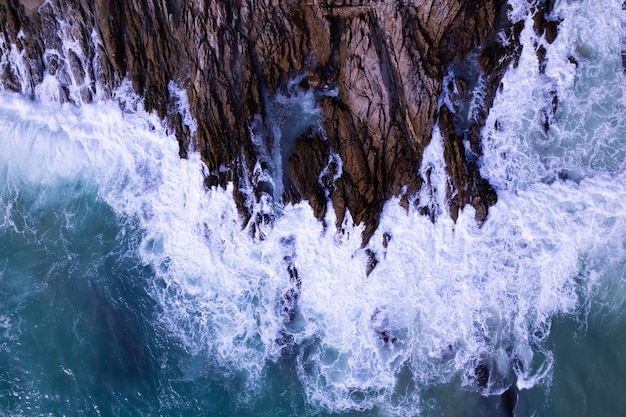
[0,0,558,243]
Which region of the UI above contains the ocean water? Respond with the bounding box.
[1,0,626,416]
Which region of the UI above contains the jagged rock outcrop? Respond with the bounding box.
[0,0,556,243]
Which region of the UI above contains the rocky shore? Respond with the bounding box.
[0,0,559,243]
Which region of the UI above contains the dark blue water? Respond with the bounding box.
[0,177,161,415]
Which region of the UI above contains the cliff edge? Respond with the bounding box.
[0,0,556,243]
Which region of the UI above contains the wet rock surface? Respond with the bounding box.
[0,0,555,242]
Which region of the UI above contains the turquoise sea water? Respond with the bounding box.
[2,0,626,416]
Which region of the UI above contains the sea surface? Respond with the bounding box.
[1,0,626,416]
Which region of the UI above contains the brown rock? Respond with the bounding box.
[532,6,561,44]
[19,0,44,16]
[0,0,535,244]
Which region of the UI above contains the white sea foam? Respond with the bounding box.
[0,31,30,95]
[415,124,449,220]
[1,3,103,105]
[168,80,197,139]
[482,0,626,190]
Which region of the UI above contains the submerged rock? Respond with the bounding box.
[279,235,301,322]
[500,385,518,417]
[371,307,397,345]
[474,361,491,389]
[0,0,556,242]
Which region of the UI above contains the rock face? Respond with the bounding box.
[0,0,555,243]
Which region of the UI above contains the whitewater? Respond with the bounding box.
[1,0,626,416]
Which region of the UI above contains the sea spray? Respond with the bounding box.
[1,84,616,415]
[482,0,626,189]
[0,77,625,417]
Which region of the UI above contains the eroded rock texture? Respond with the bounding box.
[0,0,557,243]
